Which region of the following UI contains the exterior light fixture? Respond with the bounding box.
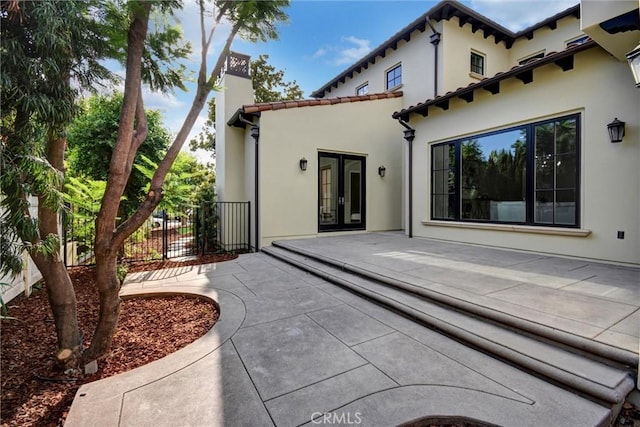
[299,157,308,171]
[378,165,386,177]
[626,42,640,88]
[607,118,625,143]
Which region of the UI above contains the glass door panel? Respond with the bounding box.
[344,160,362,225]
[319,156,338,226]
[318,153,365,231]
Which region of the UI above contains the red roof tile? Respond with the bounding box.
[238,91,403,115]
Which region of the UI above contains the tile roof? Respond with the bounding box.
[242,91,403,114]
[312,0,580,98]
[228,91,403,127]
[392,40,597,121]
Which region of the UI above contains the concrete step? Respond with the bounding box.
[262,243,637,410]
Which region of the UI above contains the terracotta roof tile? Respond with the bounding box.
[235,92,403,120]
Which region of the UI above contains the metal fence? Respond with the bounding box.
[63,201,251,267]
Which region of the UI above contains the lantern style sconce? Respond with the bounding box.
[378,165,386,177]
[299,157,308,171]
[607,118,625,143]
[627,42,640,88]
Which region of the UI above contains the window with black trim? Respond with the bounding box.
[431,114,580,227]
[386,64,402,89]
[470,52,485,75]
[518,51,545,65]
[566,35,589,47]
[356,83,369,95]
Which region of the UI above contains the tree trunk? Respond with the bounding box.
[30,253,82,367]
[33,129,83,367]
[83,250,120,362]
[86,3,151,362]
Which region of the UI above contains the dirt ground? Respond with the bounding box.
[1,254,233,427]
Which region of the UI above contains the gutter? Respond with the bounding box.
[236,114,261,252]
[397,119,415,238]
[426,16,442,97]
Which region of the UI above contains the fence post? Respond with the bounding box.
[162,210,167,260]
[247,201,251,253]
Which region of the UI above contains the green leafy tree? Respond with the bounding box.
[189,53,303,153]
[66,93,171,216]
[88,0,290,361]
[135,151,214,213]
[0,0,113,366]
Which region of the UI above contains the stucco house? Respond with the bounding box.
[215,0,639,265]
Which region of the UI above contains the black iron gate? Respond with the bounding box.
[63,201,251,267]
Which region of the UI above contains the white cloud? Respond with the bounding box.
[335,36,372,65]
[469,0,577,32]
[312,47,327,59]
[310,36,372,66]
[143,88,185,112]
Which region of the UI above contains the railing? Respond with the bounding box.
[63,201,252,267]
[196,201,251,254]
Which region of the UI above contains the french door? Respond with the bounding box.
[318,152,366,231]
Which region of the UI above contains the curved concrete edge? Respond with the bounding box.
[308,384,610,427]
[64,286,245,427]
[269,241,639,367]
[264,246,634,405]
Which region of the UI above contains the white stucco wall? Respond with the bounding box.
[320,29,437,108]
[215,73,253,202]
[410,47,639,265]
[441,18,510,94]
[255,96,404,246]
[508,15,584,65]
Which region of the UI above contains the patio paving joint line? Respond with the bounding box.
[229,338,279,426]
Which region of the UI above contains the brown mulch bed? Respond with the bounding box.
[1,253,236,427]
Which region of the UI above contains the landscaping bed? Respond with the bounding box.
[1,254,234,427]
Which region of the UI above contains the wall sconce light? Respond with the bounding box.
[607,118,625,143]
[378,165,386,177]
[626,42,640,88]
[299,157,308,171]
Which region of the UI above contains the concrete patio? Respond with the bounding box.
[65,233,639,426]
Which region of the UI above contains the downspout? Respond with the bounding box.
[239,114,260,252]
[397,119,415,238]
[425,16,441,97]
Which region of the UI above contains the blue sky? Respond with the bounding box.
[135,0,577,162]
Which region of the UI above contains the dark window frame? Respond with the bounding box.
[386,64,402,90]
[518,51,545,65]
[430,113,581,228]
[356,82,369,95]
[470,51,485,75]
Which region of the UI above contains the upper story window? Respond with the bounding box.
[356,83,369,96]
[386,64,402,90]
[518,51,545,65]
[566,35,589,47]
[470,51,485,76]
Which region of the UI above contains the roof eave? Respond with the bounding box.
[312,1,580,99]
[392,40,597,121]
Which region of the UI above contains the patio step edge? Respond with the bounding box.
[262,244,636,407]
[269,240,638,368]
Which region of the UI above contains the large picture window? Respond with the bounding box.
[431,114,579,227]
